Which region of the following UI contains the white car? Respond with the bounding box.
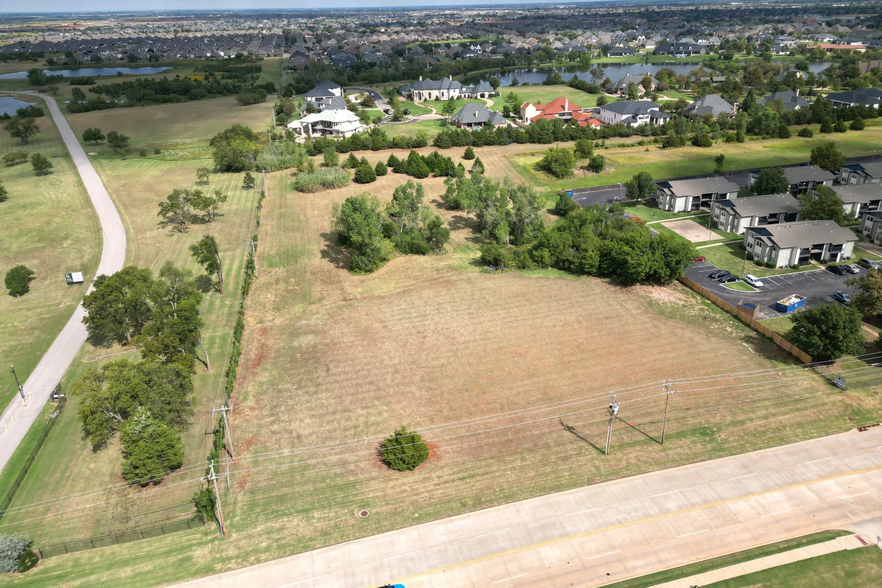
[744,274,764,287]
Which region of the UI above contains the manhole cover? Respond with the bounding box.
[358,510,370,518]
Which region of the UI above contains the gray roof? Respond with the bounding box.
[843,161,882,177]
[411,77,463,92]
[660,177,740,197]
[832,184,882,204]
[601,100,660,116]
[611,73,656,91]
[747,221,857,249]
[305,79,342,98]
[683,94,734,117]
[783,165,835,185]
[717,193,801,218]
[827,88,882,107]
[758,90,809,111]
[451,103,505,125]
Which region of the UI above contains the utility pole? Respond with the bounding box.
[206,461,226,536]
[605,394,619,456]
[660,381,674,445]
[9,366,25,405]
[212,404,234,459]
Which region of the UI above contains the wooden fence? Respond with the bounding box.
[679,276,813,364]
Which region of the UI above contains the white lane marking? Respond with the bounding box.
[676,529,709,538]
[474,528,510,539]
[649,490,680,498]
[730,473,759,480]
[281,576,321,587]
[492,572,530,583]
[564,508,599,517]
[761,509,793,518]
[586,550,621,560]
[805,456,834,464]
[842,492,872,499]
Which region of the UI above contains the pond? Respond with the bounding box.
[0,66,172,80]
[0,96,36,116]
[468,62,832,86]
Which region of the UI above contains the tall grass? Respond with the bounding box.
[256,140,307,172]
[291,167,351,193]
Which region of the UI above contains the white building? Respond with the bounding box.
[744,221,857,268]
[655,177,740,213]
[831,184,882,217]
[711,193,801,235]
[287,109,366,139]
[597,100,669,127]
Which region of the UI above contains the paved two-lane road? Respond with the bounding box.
[174,427,882,588]
[0,92,126,472]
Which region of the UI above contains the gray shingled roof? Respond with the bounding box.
[747,221,857,249]
[717,193,800,217]
[451,103,505,125]
[832,183,882,204]
[683,94,734,117]
[661,177,740,197]
[783,165,835,185]
[601,100,660,115]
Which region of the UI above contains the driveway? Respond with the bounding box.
[0,92,126,472]
[686,260,862,319]
[570,185,627,207]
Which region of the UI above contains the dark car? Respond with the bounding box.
[833,291,851,304]
[720,275,740,283]
[709,269,730,279]
[827,265,848,275]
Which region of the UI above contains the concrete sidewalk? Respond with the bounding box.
[650,534,868,588]
[0,92,126,473]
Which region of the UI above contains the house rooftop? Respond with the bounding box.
[601,100,660,115]
[660,176,740,197]
[747,220,856,249]
[832,183,882,204]
[717,193,801,217]
[783,165,835,184]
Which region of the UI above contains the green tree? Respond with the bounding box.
[71,87,86,102]
[442,98,457,118]
[332,193,392,274]
[353,162,377,184]
[406,150,430,179]
[626,82,640,100]
[195,167,211,185]
[846,268,882,317]
[488,77,501,91]
[554,191,578,216]
[189,235,224,293]
[343,152,361,169]
[798,185,844,224]
[833,119,847,133]
[242,171,255,189]
[82,127,105,144]
[574,139,594,160]
[323,145,339,167]
[0,533,30,573]
[625,171,655,201]
[188,189,228,223]
[752,167,790,195]
[4,265,34,297]
[374,161,387,176]
[587,154,606,173]
[596,95,608,107]
[379,426,429,471]
[82,266,155,345]
[850,117,866,131]
[210,125,259,172]
[29,152,52,176]
[0,180,7,203]
[470,156,485,176]
[157,188,196,232]
[789,304,863,360]
[798,126,814,138]
[463,146,476,160]
[119,408,185,485]
[2,150,29,166]
[504,179,545,245]
[713,153,726,174]
[820,119,833,133]
[106,130,130,151]
[4,117,39,144]
[537,147,575,179]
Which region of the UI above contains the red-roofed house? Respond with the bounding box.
[520,97,601,127]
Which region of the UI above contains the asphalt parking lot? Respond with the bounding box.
[685,260,864,319]
[570,186,627,208]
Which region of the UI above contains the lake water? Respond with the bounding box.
[0,66,172,80]
[0,96,36,116]
[469,62,832,86]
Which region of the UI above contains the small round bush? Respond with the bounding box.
[0,533,30,573]
[353,163,377,184]
[374,161,388,176]
[798,127,814,138]
[462,146,475,160]
[5,265,34,297]
[379,427,429,471]
[851,117,865,131]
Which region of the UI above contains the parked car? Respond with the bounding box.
[844,264,861,274]
[858,258,878,269]
[693,256,706,262]
[744,274,764,287]
[709,269,730,279]
[833,291,851,305]
[828,265,848,275]
[720,275,740,284]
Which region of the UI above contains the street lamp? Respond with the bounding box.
[10,366,25,403]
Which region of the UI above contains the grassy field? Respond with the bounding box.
[0,401,60,501]
[491,84,618,111]
[66,96,273,145]
[0,96,101,410]
[605,530,852,588]
[707,546,882,587]
[397,99,433,115]
[382,118,449,139]
[419,97,486,114]
[700,242,819,278]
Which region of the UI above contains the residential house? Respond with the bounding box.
[304,79,344,106]
[783,166,835,194]
[331,52,358,68]
[405,76,495,101]
[597,100,669,127]
[656,177,740,213]
[520,97,601,127]
[758,89,809,111]
[607,47,638,57]
[809,43,867,53]
[827,88,882,109]
[832,184,882,216]
[711,193,801,235]
[287,109,366,139]
[608,73,656,96]
[859,211,882,244]
[744,221,856,267]
[839,161,882,185]
[682,94,734,118]
[450,103,507,130]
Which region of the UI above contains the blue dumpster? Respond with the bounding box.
[774,294,806,313]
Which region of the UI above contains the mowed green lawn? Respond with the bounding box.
[492,84,619,110]
[0,98,101,410]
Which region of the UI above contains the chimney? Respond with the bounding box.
[419,76,423,81]
[564,99,568,112]
[795,88,800,97]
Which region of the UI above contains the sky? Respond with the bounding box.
[6,0,580,13]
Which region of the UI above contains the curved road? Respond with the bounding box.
[0,92,126,472]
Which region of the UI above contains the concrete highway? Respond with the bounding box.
[173,426,882,588]
[0,92,126,472]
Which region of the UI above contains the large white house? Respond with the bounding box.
[744,221,857,267]
[596,100,669,127]
[401,76,495,102]
[287,109,366,139]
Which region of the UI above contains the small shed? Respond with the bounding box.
[65,272,84,285]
